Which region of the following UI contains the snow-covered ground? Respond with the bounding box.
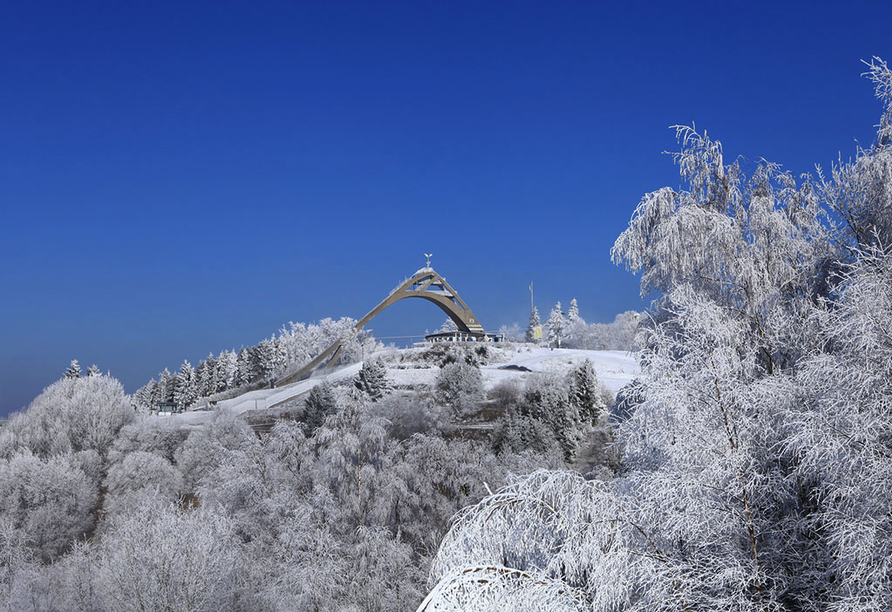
[480,347,639,394]
[167,346,639,427]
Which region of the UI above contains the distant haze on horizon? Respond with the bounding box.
[2,1,891,415]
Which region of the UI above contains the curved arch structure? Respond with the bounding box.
[276,267,485,386]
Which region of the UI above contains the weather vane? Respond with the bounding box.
[424,252,433,267]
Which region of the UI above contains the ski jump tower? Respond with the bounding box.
[275,264,489,387]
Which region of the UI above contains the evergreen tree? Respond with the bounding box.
[174,361,197,411]
[195,355,213,398]
[525,307,541,343]
[520,373,581,460]
[216,349,237,391]
[567,298,580,324]
[303,382,337,434]
[437,318,459,333]
[65,359,82,379]
[133,380,156,412]
[256,338,277,381]
[157,368,173,406]
[545,302,566,347]
[236,348,254,387]
[354,359,389,401]
[567,359,604,424]
[86,364,102,378]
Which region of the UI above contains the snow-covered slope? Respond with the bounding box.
[168,346,639,427]
[482,347,638,393]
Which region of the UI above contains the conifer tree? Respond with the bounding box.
[567,359,603,424]
[236,348,254,387]
[437,318,459,333]
[303,381,337,434]
[567,298,580,324]
[216,349,237,391]
[545,302,566,348]
[354,359,389,401]
[174,361,197,411]
[65,359,81,379]
[525,307,541,343]
[86,364,102,378]
[157,368,173,406]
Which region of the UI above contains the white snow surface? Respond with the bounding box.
[480,347,639,393]
[167,346,639,427]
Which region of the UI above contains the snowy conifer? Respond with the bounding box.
[174,361,197,411]
[303,381,337,434]
[157,368,173,406]
[64,359,81,379]
[86,364,102,378]
[525,306,541,343]
[437,318,459,333]
[354,359,389,400]
[567,298,579,324]
[567,359,603,424]
[216,349,237,391]
[545,302,566,347]
[235,347,255,387]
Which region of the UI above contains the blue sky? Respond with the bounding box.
[1,1,890,415]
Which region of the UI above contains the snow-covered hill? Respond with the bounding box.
[168,345,639,427]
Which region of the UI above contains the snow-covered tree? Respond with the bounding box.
[132,379,155,413]
[195,353,215,398]
[0,452,98,562]
[235,347,255,387]
[545,302,566,348]
[303,381,337,434]
[567,298,580,325]
[437,317,459,333]
[435,361,484,418]
[567,359,604,424]
[64,359,81,379]
[521,373,582,460]
[0,374,134,459]
[354,358,389,400]
[173,360,197,411]
[497,322,523,342]
[96,499,240,612]
[216,349,238,392]
[86,364,101,377]
[525,306,541,343]
[791,244,892,608]
[422,57,892,612]
[103,451,182,516]
[157,368,173,406]
[255,338,278,381]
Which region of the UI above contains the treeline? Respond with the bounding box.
[133,317,379,412]
[518,299,640,350]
